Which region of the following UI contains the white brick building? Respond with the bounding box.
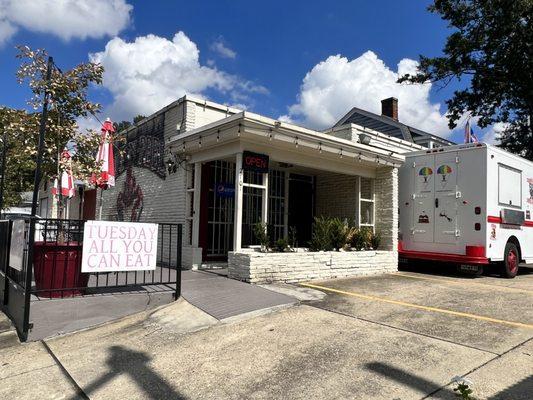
[99,95,423,283]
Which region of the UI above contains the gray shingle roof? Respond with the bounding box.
[334,106,455,146]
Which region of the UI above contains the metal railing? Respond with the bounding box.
[0,217,182,340]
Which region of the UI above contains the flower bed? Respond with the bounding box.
[228,248,398,284]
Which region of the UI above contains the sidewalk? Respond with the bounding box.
[181,270,297,320]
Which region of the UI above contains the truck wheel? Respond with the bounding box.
[501,242,519,279]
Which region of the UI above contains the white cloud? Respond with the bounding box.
[90,31,267,120]
[482,122,508,144]
[0,18,16,45]
[0,0,132,43]
[284,51,451,136]
[211,38,236,59]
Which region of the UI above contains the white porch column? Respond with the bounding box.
[191,162,202,247]
[284,173,289,237]
[233,153,243,251]
[261,172,269,225]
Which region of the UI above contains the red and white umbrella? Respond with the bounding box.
[93,118,115,188]
[52,149,75,198]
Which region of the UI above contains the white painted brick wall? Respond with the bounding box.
[228,249,397,283]
[100,101,234,268]
[315,172,358,221]
[375,166,398,252]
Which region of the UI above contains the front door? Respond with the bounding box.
[199,161,235,261]
[288,174,314,246]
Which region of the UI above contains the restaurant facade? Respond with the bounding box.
[99,95,423,283]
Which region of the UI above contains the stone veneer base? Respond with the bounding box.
[228,249,398,284]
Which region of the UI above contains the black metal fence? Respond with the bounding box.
[0,218,182,340]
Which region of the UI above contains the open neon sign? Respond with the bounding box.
[243,151,269,173]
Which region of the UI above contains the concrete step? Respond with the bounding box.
[0,330,20,349]
[0,313,19,348]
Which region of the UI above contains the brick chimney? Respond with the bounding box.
[381,97,398,121]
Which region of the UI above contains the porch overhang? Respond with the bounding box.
[168,111,405,175]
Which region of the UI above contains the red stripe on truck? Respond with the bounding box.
[487,216,533,227]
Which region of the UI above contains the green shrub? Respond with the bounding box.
[253,222,270,252]
[309,216,334,251]
[309,216,351,251]
[350,229,366,250]
[329,217,350,250]
[360,226,373,249]
[288,226,298,249]
[273,238,289,252]
[370,231,381,250]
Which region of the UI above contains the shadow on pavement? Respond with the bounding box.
[488,374,533,400]
[365,362,453,399]
[366,362,532,400]
[71,345,187,400]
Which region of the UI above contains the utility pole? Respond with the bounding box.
[23,56,53,339]
[30,56,53,216]
[0,130,7,216]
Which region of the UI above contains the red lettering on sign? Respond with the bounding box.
[245,156,267,169]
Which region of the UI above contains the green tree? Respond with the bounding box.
[133,114,146,124]
[0,107,39,208]
[398,0,533,160]
[1,46,105,211]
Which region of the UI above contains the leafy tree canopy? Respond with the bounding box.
[398,0,533,160]
[1,46,105,208]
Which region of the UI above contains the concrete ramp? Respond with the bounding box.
[182,270,297,320]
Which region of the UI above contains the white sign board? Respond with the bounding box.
[81,220,158,273]
[9,220,25,271]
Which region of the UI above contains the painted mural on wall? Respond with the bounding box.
[115,113,167,179]
[117,167,144,222]
[112,113,167,221]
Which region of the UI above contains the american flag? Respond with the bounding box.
[464,118,479,143]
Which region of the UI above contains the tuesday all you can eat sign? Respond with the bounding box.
[81,220,159,273]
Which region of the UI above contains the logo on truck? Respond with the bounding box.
[527,178,533,205]
[437,165,453,182]
[418,167,433,183]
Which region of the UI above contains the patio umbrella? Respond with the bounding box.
[93,118,116,219]
[52,149,75,198]
[94,118,116,188]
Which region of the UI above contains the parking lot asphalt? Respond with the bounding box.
[301,266,533,399]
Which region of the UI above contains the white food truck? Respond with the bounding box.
[399,143,533,278]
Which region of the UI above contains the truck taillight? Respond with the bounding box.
[475,206,481,215]
[475,223,481,231]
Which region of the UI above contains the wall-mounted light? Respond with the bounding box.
[167,155,177,174]
[358,133,371,145]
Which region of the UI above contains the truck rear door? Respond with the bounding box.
[413,155,435,243]
[434,152,459,243]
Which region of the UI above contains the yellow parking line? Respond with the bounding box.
[300,282,533,330]
[394,272,533,295]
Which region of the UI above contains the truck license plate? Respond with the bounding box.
[459,264,479,272]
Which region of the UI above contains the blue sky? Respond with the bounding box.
[0,0,495,143]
